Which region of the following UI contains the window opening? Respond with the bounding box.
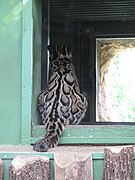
[22,0,135,145]
[41,1,135,125]
[41,1,95,125]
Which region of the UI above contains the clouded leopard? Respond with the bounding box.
[33,45,88,152]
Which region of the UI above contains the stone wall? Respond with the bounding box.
[97,39,135,121]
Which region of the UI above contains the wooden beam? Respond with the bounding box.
[104,145,134,180]
[10,156,50,180]
[0,159,3,180]
[54,152,93,180]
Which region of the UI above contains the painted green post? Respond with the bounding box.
[21,0,33,144]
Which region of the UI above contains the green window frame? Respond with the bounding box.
[21,0,135,146]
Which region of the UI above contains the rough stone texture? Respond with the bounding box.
[0,159,3,180]
[104,145,134,180]
[10,156,50,180]
[54,152,93,180]
[97,39,135,121]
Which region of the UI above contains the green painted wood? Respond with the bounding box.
[21,0,33,144]
[21,0,42,144]
[93,159,104,180]
[3,160,11,180]
[31,125,135,144]
[0,0,22,144]
[0,152,54,160]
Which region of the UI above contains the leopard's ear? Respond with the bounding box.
[67,46,73,58]
[47,45,53,53]
[47,45,54,61]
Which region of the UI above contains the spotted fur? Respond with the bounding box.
[33,45,88,152]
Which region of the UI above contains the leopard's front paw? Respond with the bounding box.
[33,139,48,152]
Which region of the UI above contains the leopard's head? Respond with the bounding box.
[47,45,73,72]
[47,45,72,60]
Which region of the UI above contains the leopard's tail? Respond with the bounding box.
[33,119,65,152]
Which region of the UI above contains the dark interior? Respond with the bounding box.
[42,0,135,124]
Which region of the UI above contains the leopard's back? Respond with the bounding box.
[34,45,88,152]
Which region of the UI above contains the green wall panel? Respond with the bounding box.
[0,0,22,144]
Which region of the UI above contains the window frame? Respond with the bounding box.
[21,0,135,145]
